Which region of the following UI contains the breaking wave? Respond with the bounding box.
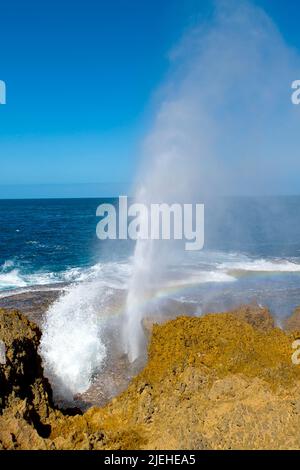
[1,252,300,296]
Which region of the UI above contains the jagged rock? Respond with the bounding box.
[0,309,55,448]
[81,312,300,450]
[0,399,49,450]
[0,309,52,415]
[1,306,300,450]
[226,303,275,332]
[284,307,300,333]
[143,303,275,337]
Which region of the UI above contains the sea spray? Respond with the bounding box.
[123,237,155,362]
[39,0,300,390]
[122,135,204,361]
[123,0,300,361]
[40,281,108,399]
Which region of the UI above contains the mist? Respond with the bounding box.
[123,0,300,361]
[40,0,300,396]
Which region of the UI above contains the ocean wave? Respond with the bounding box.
[219,258,300,274]
[2,260,15,270]
[26,240,47,248]
[0,259,132,294]
[164,270,236,288]
[0,269,27,289]
[0,285,67,300]
[1,252,300,296]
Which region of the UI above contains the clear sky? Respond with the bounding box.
[0,0,300,198]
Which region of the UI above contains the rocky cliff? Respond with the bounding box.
[1,305,300,450]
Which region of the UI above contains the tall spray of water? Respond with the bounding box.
[123,0,300,362]
[40,0,300,397]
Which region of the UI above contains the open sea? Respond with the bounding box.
[0,196,300,320]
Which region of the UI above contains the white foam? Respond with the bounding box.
[0,269,27,289]
[219,258,300,273]
[0,260,131,293]
[163,270,236,288]
[2,260,15,269]
[40,280,111,399]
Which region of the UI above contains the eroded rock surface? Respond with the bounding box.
[1,305,300,450]
[284,306,300,334]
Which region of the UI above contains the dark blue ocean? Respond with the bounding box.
[0,197,300,318]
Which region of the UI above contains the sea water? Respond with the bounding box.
[1,196,300,398]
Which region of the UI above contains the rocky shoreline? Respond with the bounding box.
[1,303,300,449]
[0,288,63,327]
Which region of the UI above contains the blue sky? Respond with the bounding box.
[0,0,300,198]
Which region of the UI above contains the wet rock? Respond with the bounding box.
[0,290,61,327]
